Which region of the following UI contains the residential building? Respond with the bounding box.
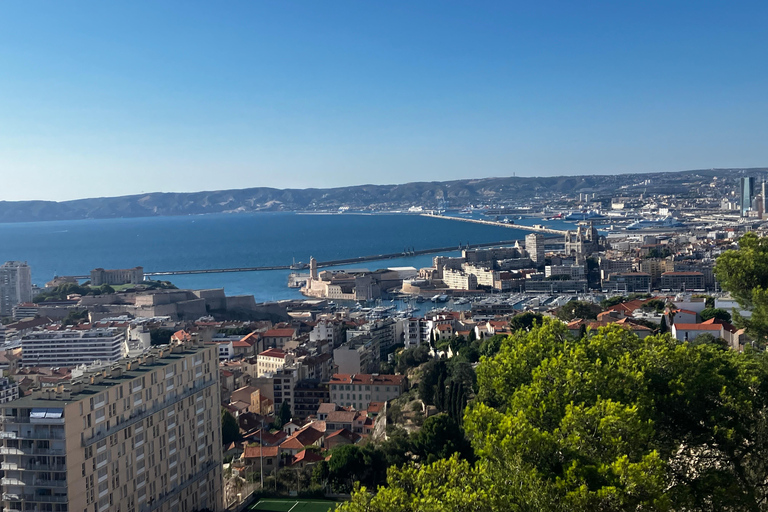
[639,258,675,287]
[327,374,406,411]
[0,261,33,318]
[333,336,379,374]
[0,377,19,403]
[89,267,144,286]
[0,340,223,512]
[256,348,293,377]
[525,233,545,265]
[441,269,477,290]
[545,265,585,279]
[21,328,128,368]
[262,328,296,350]
[660,271,705,291]
[601,272,651,293]
[292,380,330,420]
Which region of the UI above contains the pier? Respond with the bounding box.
[70,236,563,279]
[420,213,568,235]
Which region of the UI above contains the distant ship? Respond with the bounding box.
[565,210,604,221]
[625,216,685,230]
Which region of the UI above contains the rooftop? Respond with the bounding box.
[9,340,211,408]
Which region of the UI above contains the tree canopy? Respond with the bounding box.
[715,232,768,343]
[342,319,768,511]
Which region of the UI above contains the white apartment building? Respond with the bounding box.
[525,233,545,265]
[462,264,497,287]
[0,261,33,318]
[442,268,477,290]
[256,348,293,377]
[21,328,128,368]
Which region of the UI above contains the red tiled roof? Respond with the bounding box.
[264,328,296,338]
[279,437,305,450]
[325,428,361,444]
[259,348,287,358]
[291,449,324,465]
[673,323,723,331]
[240,331,261,345]
[329,374,405,386]
[243,445,278,459]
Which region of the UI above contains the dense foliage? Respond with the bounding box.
[341,320,768,511]
[715,232,768,344]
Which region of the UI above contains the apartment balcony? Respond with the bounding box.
[0,430,65,441]
[1,477,66,489]
[82,376,216,447]
[2,494,67,503]
[0,448,65,457]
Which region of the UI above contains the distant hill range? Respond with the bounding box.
[1,168,765,223]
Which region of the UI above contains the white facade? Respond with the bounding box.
[442,268,477,290]
[0,261,32,318]
[525,233,545,264]
[21,328,128,367]
[545,265,585,278]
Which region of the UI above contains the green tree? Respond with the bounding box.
[555,300,599,321]
[600,295,628,309]
[345,319,768,511]
[715,232,768,343]
[338,454,561,512]
[508,312,544,332]
[641,298,667,313]
[220,409,240,445]
[413,414,472,463]
[700,307,732,323]
[274,401,291,429]
[659,315,668,334]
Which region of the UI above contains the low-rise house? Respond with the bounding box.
[325,428,362,450]
[288,449,325,469]
[241,445,279,474]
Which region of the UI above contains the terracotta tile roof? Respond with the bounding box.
[366,402,385,414]
[279,437,305,450]
[259,348,287,358]
[325,428,361,444]
[291,449,324,465]
[673,323,723,331]
[240,332,261,345]
[329,374,405,386]
[264,328,296,338]
[291,426,324,446]
[243,445,278,459]
[243,429,287,446]
[326,410,357,424]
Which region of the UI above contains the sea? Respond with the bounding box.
[0,212,574,303]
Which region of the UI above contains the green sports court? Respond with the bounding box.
[249,498,340,512]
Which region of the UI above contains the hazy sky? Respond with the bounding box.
[2,1,768,201]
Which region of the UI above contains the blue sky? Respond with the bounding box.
[1,1,767,201]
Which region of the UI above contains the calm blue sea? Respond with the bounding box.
[0,213,572,303]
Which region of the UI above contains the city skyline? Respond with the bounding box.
[2,1,768,201]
